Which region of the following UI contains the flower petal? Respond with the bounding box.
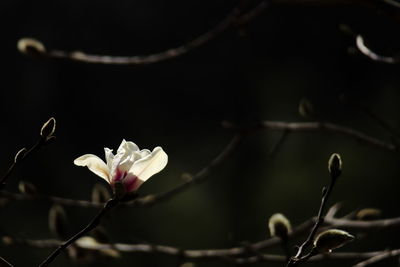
[132,149,151,162]
[139,149,151,158]
[117,139,139,154]
[122,174,143,192]
[74,154,110,182]
[104,148,114,169]
[111,140,139,175]
[129,147,168,182]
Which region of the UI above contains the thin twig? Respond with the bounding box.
[251,121,396,152]
[6,208,400,264]
[133,133,244,206]
[236,0,269,25]
[286,154,342,266]
[0,191,101,208]
[24,1,269,65]
[235,250,397,264]
[5,233,400,265]
[324,216,400,231]
[38,198,119,267]
[0,118,55,190]
[4,216,315,263]
[353,249,400,267]
[0,256,13,267]
[383,0,400,8]
[268,129,289,158]
[360,106,400,138]
[355,35,398,64]
[2,118,395,209]
[46,6,241,65]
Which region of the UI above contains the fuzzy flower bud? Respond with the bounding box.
[356,208,381,221]
[48,204,68,239]
[314,229,354,253]
[298,98,314,119]
[14,148,27,163]
[268,213,291,240]
[328,153,342,177]
[91,183,111,204]
[40,117,56,139]
[17,38,46,56]
[18,181,37,194]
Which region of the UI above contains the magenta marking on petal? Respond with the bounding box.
[123,175,143,192]
[113,168,126,183]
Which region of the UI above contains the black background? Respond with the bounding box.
[1,0,400,266]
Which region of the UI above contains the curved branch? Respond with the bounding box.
[0,118,56,190]
[5,212,400,264]
[38,198,119,266]
[352,249,400,267]
[356,35,398,64]
[325,216,400,231]
[250,121,397,152]
[0,256,13,267]
[20,1,268,65]
[4,234,400,265]
[134,133,244,206]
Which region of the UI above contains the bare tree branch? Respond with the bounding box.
[4,232,400,265]
[353,249,400,267]
[325,217,400,231]
[0,256,13,267]
[134,133,243,206]
[19,1,269,65]
[38,198,119,267]
[251,121,397,152]
[0,118,56,190]
[355,35,398,64]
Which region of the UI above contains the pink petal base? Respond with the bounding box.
[112,168,143,192]
[123,174,143,192]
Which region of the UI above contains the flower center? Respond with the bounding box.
[113,168,127,182]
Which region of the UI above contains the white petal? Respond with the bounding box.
[74,154,110,182]
[129,147,168,182]
[139,149,151,158]
[104,148,114,169]
[111,140,139,174]
[132,149,151,161]
[117,139,139,155]
[111,151,134,175]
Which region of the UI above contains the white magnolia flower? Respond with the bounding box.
[74,140,168,192]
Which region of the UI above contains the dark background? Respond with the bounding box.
[1,0,400,266]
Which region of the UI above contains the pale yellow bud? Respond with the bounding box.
[48,204,68,239]
[314,229,354,253]
[298,98,314,118]
[14,148,27,163]
[18,180,37,194]
[356,208,381,221]
[91,183,111,203]
[328,153,342,177]
[268,213,291,239]
[17,38,46,56]
[40,117,56,138]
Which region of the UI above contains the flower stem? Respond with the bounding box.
[38,198,119,267]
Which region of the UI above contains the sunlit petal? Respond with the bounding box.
[117,139,139,155]
[139,149,151,158]
[74,154,110,182]
[129,147,168,182]
[104,148,114,169]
